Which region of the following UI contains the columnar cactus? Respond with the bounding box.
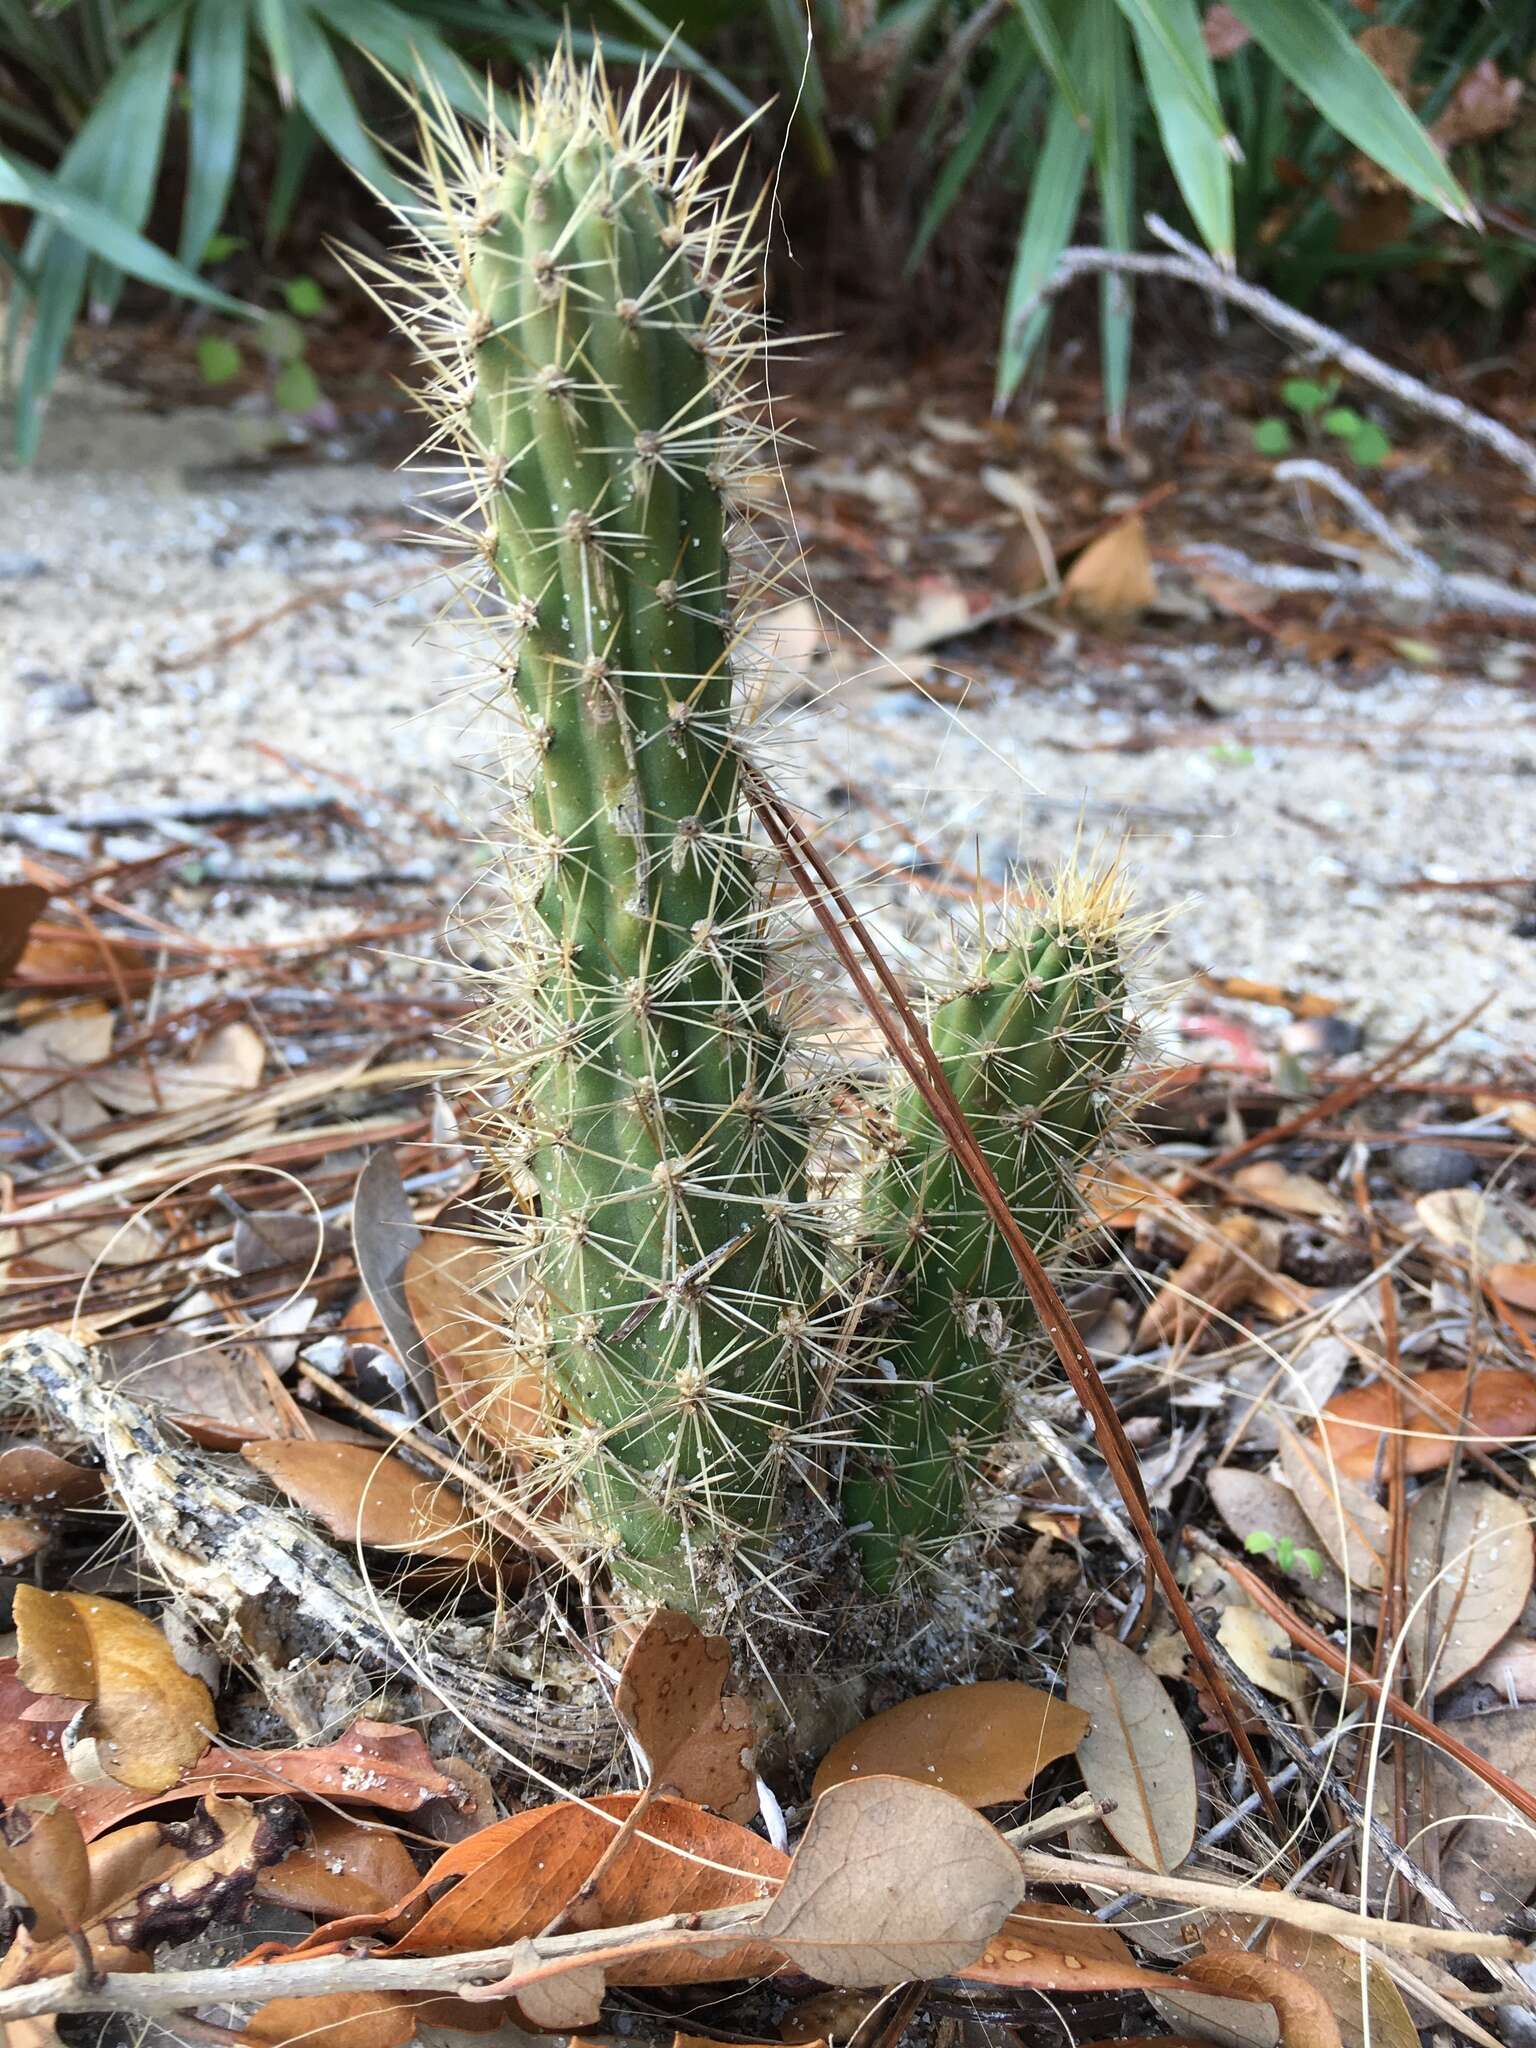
[384,50,1138,1612]
[844,878,1132,1590]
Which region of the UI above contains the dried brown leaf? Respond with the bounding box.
[403,1229,546,1461]
[0,1800,91,1941]
[1068,1633,1196,1872]
[241,1992,420,2048]
[0,1003,113,1138]
[1265,1928,1418,2048]
[1230,1162,1347,1221]
[0,1442,104,1509]
[812,1679,1088,1809]
[1416,1189,1528,1267]
[1405,1481,1533,1697]
[964,1900,1208,1994]
[1490,1264,1536,1316]
[1186,1950,1343,2048]
[1276,1422,1387,1590]
[353,1148,431,1409]
[1061,516,1156,623]
[1137,1215,1278,1349]
[85,1021,264,1114]
[1425,1706,1536,1927]
[241,1440,488,1570]
[758,1776,1022,1987]
[13,1587,214,1793]
[616,1608,757,1823]
[1217,1607,1309,1704]
[258,1809,421,1920]
[1433,59,1523,148]
[1319,1367,1536,1482]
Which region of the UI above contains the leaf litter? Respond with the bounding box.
[4,388,1536,2048]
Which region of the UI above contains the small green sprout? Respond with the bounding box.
[1253,374,1391,468]
[1243,1529,1325,1579]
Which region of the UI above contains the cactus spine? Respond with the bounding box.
[384,51,1138,1611]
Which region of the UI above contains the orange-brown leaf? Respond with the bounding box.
[403,1231,547,1461]
[1136,1216,1278,1349]
[1185,1950,1344,2048]
[812,1680,1087,1808]
[966,1901,1195,1994]
[616,1607,757,1822]
[12,1587,214,1793]
[241,1439,492,1571]
[258,1809,422,1920]
[1319,1366,1536,1481]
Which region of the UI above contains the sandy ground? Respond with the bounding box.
[3,370,1531,1068]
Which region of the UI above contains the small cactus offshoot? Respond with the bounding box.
[377,49,1139,1613]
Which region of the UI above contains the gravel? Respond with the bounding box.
[3,371,1531,1068]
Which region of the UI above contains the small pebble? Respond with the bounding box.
[27,675,97,715]
[0,550,47,579]
[1391,1141,1481,1193]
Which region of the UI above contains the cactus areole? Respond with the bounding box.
[386,50,1134,1614]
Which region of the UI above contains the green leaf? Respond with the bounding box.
[1281,375,1329,414]
[909,21,1036,271]
[1112,0,1229,143]
[1322,405,1364,437]
[274,356,320,412]
[260,0,400,198]
[283,274,325,317]
[265,105,317,248]
[1011,0,1088,123]
[1273,1535,1297,1570]
[180,0,249,268]
[1086,0,1136,433]
[1225,0,1474,224]
[1348,421,1391,466]
[1244,1530,1278,1556]
[197,334,242,384]
[311,0,499,125]
[1252,416,1292,454]
[1297,1547,1325,1581]
[258,308,305,360]
[1126,0,1234,261]
[202,231,246,263]
[995,73,1091,403]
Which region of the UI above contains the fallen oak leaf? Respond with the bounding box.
[615,1607,757,1822]
[403,1230,547,1464]
[0,1800,91,1945]
[257,1808,422,1920]
[1265,1926,1420,2048]
[1061,515,1156,624]
[1136,1215,1279,1349]
[241,1439,500,1577]
[1205,1468,1367,1625]
[13,1587,214,1793]
[1184,1948,1344,2048]
[1404,1481,1533,1697]
[812,1679,1087,1808]
[1318,1366,1536,1481]
[756,1776,1023,1987]
[963,1900,1223,1995]
[1069,1633,1196,1873]
[1276,1421,1387,1590]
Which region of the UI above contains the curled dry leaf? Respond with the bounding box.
[1217,1607,1309,1705]
[812,1679,1088,1808]
[1319,1366,1536,1481]
[0,881,49,979]
[1205,1468,1367,1625]
[1416,1189,1528,1268]
[0,1800,91,1942]
[13,1586,214,1793]
[615,1607,757,1823]
[1230,1161,1348,1221]
[1489,1264,1536,1317]
[1265,1927,1419,2048]
[258,1808,422,1920]
[965,1900,1215,1995]
[1185,1948,1344,2048]
[0,1440,103,1508]
[241,1991,418,2048]
[1136,1215,1279,1350]
[403,1229,546,1461]
[757,1775,1023,1987]
[1276,1422,1386,1590]
[1405,1481,1533,1698]
[242,1439,493,1573]
[0,1513,49,1566]
[330,1793,788,1986]
[352,1147,432,1412]
[1079,1158,1193,1244]
[1061,515,1157,623]
[1068,1633,1196,1873]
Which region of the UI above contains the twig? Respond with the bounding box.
[1180,542,1536,623]
[1004,1848,1516,1956]
[1012,214,1536,490]
[0,1330,606,1766]
[1274,459,1441,582]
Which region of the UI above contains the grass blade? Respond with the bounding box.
[995,75,1090,404]
[1227,0,1475,224]
[1128,0,1233,260]
[1086,0,1135,433]
[908,20,1037,272]
[180,0,249,265]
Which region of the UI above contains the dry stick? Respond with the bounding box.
[1194,1533,1536,1835]
[0,1867,1514,2031]
[742,765,1285,1834]
[1177,542,1536,624]
[1013,213,1536,491]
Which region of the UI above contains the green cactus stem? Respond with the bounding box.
[845,875,1133,1590]
[384,55,832,1602]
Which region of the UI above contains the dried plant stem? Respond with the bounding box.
[1015,214,1536,490]
[744,767,1285,1832]
[1006,1849,1519,1957]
